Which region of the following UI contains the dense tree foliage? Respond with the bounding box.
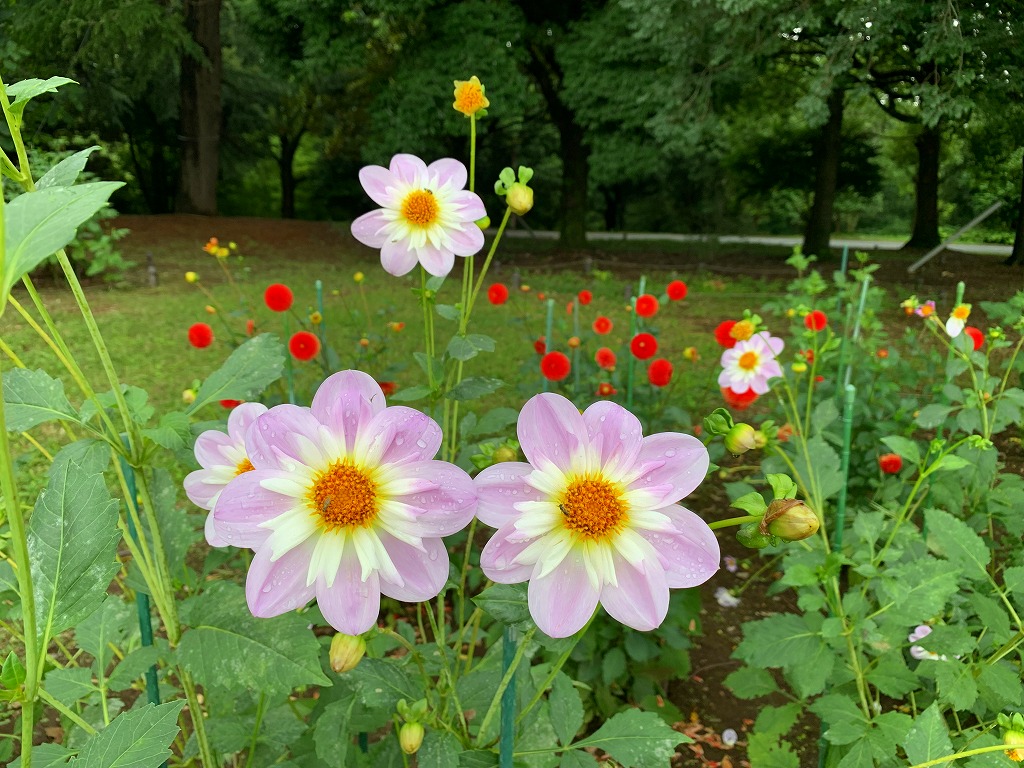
[2,0,1022,259]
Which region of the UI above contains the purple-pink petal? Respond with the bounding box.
[246,405,326,471]
[377,532,449,602]
[358,165,397,208]
[351,209,391,248]
[528,549,600,638]
[600,552,669,631]
[380,238,419,276]
[317,552,381,634]
[582,401,643,479]
[427,158,467,191]
[204,510,228,547]
[213,471,297,548]
[449,190,487,221]
[194,429,235,469]
[480,524,535,583]
[357,407,442,466]
[390,154,427,186]
[246,543,317,617]
[418,243,456,277]
[310,371,385,454]
[228,402,268,442]
[518,393,586,472]
[474,462,544,528]
[448,223,485,257]
[640,505,720,588]
[388,460,476,536]
[184,468,220,510]
[627,433,709,507]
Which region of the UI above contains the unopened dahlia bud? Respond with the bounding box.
[476,215,491,230]
[185,271,199,283]
[329,633,366,674]
[182,389,197,405]
[506,182,534,216]
[493,446,518,463]
[761,499,819,541]
[400,722,425,755]
[724,423,758,456]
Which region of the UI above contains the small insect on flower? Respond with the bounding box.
[540,351,571,382]
[265,283,294,312]
[188,322,214,349]
[488,283,509,305]
[592,316,613,335]
[666,280,687,301]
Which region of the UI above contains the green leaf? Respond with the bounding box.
[43,666,97,706]
[558,752,597,768]
[811,399,838,434]
[734,613,830,696]
[881,436,920,465]
[473,583,531,627]
[6,77,76,119]
[459,750,499,768]
[347,657,420,711]
[313,698,356,768]
[10,743,74,768]
[37,147,101,189]
[915,404,955,429]
[389,385,433,403]
[924,508,991,579]
[446,334,496,362]
[878,558,959,619]
[929,455,972,473]
[754,703,802,739]
[446,376,504,401]
[435,303,461,321]
[549,672,584,746]
[3,182,124,305]
[2,368,80,431]
[69,701,184,768]
[142,412,192,451]
[76,596,133,672]
[1005,566,1024,604]
[935,661,979,710]
[188,334,285,413]
[1,651,27,700]
[573,709,688,768]
[467,407,519,437]
[811,695,865,745]
[791,435,844,501]
[977,661,1023,708]
[723,665,778,699]
[107,646,163,692]
[865,654,918,699]
[144,468,198,572]
[177,582,330,694]
[601,647,627,684]
[902,704,952,765]
[29,441,120,645]
[419,730,461,768]
[730,491,767,516]
[765,473,797,500]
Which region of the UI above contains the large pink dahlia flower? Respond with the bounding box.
[213,371,477,634]
[351,154,486,277]
[474,393,719,638]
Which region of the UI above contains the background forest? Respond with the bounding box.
[2,0,1023,263]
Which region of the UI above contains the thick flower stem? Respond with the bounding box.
[708,515,762,530]
[906,743,1017,768]
[514,614,595,727]
[475,627,536,748]
[180,668,217,768]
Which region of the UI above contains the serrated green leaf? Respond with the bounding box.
[977,661,1023,708]
[3,182,123,305]
[188,334,285,413]
[6,77,76,118]
[177,582,330,694]
[2,368,80,431]
[746,733,799,768]
[734,613,829,697]
[811,399,838,434]
[723,665,778,699]
[878,558,959,619]
[558,751,596,768]
[43,666,97,706]
[573,709,687,768]
[107,646,163,692]
[389,385,433,403]
[79,386,153,426]
[811,695,866,745]
[473,583,531,626]
[446,376,504,401]
[935,660,978,710]
[730,491,767,516]
[1005,567,1024,605]
[313,698,356,768]
[881,436,920,464]
[69,701,184,768]
[924,508,990,579]
[347,657,420,710]
[37,147,101,189]
[1,651,27,699]
[446,334,496,362]
[468,407,520,437]
[902,704,953,764]
[142,411,192,451]
[10,743,74,768]
[865,654,918,699]
[76,596,133,672]
[419,729,461,768]
[550,672,584,746]
[459,750,499,768]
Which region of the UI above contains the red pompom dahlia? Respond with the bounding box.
[264,283,294,312]
[188,322,214,348]
[540,351,571,381]
[289,331,321,361]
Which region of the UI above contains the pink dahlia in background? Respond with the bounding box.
[718,332,784,395]
[351,154,486,277]
[212,371,476,633]
[474,393,719,638]
[184,403,268,547]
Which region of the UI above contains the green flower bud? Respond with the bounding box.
[329,633,366,674]
[736,522,773,549]
[493,446,518,463]
[724,423,758,456]
[506,182,534,216]
[761,499,819,542]
[476,215,491,230]
[400,722,425,754]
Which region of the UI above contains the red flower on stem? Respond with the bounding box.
[540,351,571,381]
[188,322,214,348]
[578,289,593,305]
[721,386,758,410]
[879,453,903,474]
[289,331,321,361]
[488,283,509,305]
[596,382,616,397]
[265,283,294,312]
[592,316,613,335]
[378,381,397,397]
[805,310,828,332]
[964,326,984,351]
[534,337,546,355]
[595,347,617,370]
[648,358,673,387]
[635,294,659,318]
[714,320,738,348]
[220,399,243,409]
[666,280,688,301]
[630,333,658,360]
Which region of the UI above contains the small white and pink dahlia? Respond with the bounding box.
[474,393,719,638]
[184,402,268,547]
[718,331,784,395]
[351,154,486,277]
[212,371,476,634]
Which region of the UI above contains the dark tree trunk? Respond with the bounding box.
[905,124,942,249]
[176,0,222,215]
[277,132,302,219]
[1006,151,1024,266]
[802,89,845,258]
[602,185,625,230]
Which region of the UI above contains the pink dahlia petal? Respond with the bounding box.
[246,405,327,471]
[717,368,735,390]
[450,190,487,221]
[310,371,385,454]
[359,165,398,207]
[377,533,449,602]
[627,433,709,507]
[762,333,784,355]
[417,242,455,277]
[480,524,534,583]
[204,509,228,547]
[213,471,297,548]
[600,552,669,631]
[640,507,720,588]
[518,393,586,472]
[317,547,381,634]
[388,461,476,536]
[246,543,317,617]
[474,462,544,527]
[227,402,268,442]
[448,223,485,257]
[390,153,428,186]
[427,158,467,191]
[184,468,221,510]
[582,401,644,479]
[357,407,441,466]
[351,209,391,248]
[749,374,769,394]
[194,429,235,469]
[528,549,600,638]
[380,238,419,276]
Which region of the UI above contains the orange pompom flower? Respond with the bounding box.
[592,316,613,335]
[721,386,758,410]
[596,382,616,397]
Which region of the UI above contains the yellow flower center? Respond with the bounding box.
[952,305,970,320]
[235,458,255,476]
[559,477,628,540]
[453,80,488,115]
[308,460,378,531]
[738,350,759,370]
[730,320,754,341]
[401,190,440,227]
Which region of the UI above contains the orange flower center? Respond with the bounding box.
[401,190,440,227]
[738,350,759,370]
[308,460,378,531]
[560,477,627,540]
[454,82,487,114]
[952,305,970,320]
[235,458,255,476]
[730,320,754,341]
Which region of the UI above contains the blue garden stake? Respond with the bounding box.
[842,277,871,389]
[543,299,555,393]
[836,245,849,317]
[499,626,517,768]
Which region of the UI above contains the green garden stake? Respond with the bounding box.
[836,245,849,316]
[834,385,857,550]
[626,297,638,409]
[842,277,870,389]
[499,626,517,768]
[315,278,325,338]
[284,314,296,404]
[572,297,580,393]
[543,298,555,393]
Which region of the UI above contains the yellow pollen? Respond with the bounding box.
[738,350,759,370]
[559,478,627,540]
[952,305,970,320]
[730,320,754,341]
[308,460,378,531]
[401,189,440,227]
[235,457,255,476]
[453,78,489,115]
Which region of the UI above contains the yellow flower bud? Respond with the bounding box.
[493,446,518,463]
[567,336,581,349]
[353,272,365,284]
[329,633,366,674]
[182,389,197,405]
[205,305,216,314]
[724,423,758,456]
[476,215,491,230]
[506,182,534,216]
[683,346,699,362]
[792,362,808,373]
[1005,729,1024,761]
[762,499,819,542]
[399,722,425,755]
[185,271,199,283]
[310,311,323,325]
[359,338,370,348]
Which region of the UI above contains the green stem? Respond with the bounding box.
[708,515,762,530]
[243,692,268,768]
[475,627,537,746]
[905,743,1017,768]
[420,268,436,393]
[465,207,512,320]
[37,687,98,735]
[180,668,217,768]
[469,115,476,193]
[514,616,594,726]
